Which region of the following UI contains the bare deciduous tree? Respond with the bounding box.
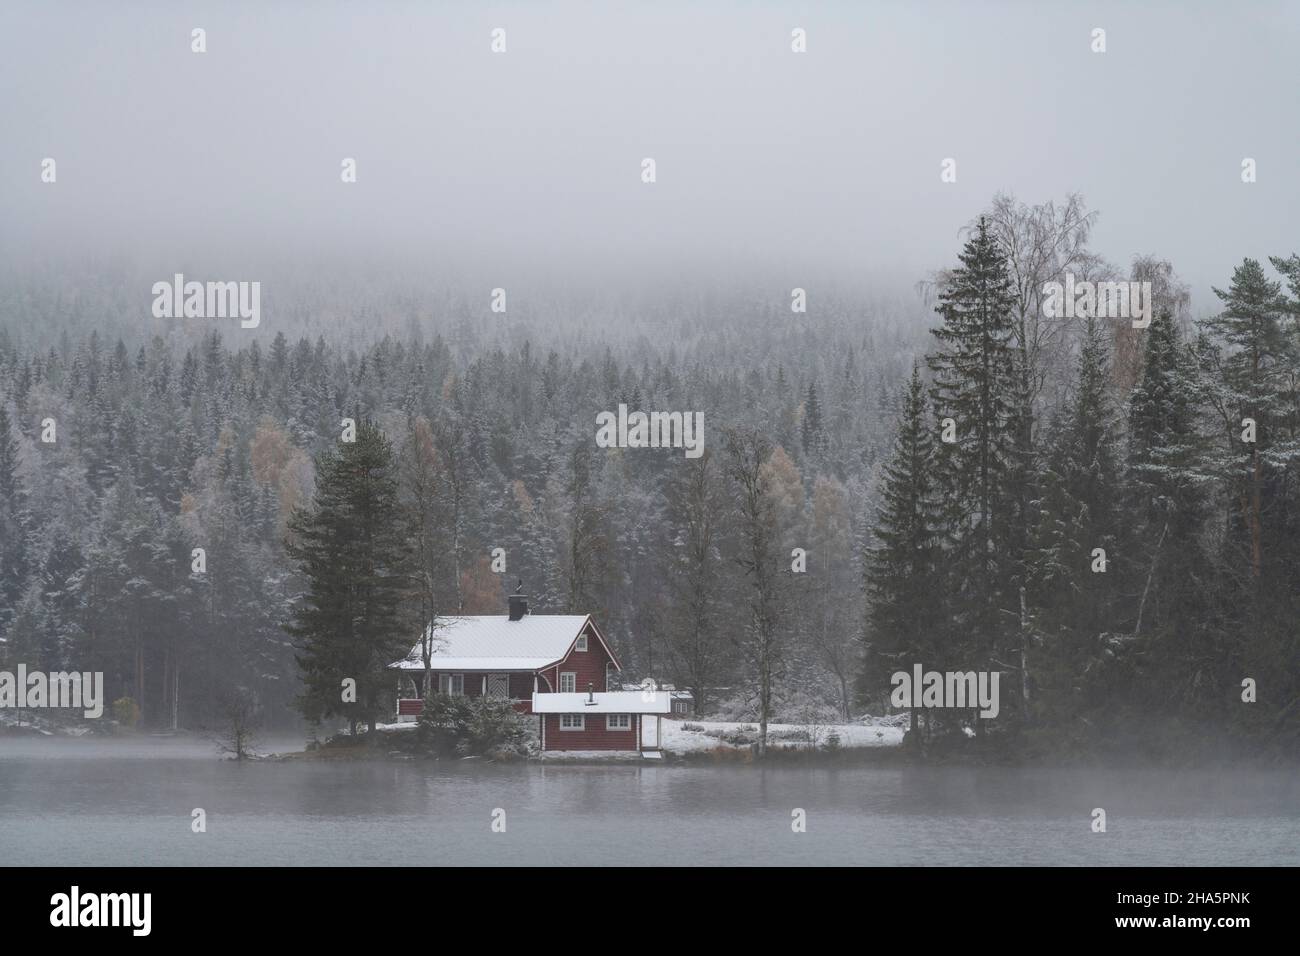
[218,686,261,761]
[723,427,786,758]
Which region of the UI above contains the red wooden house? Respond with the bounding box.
[390,592,669,752]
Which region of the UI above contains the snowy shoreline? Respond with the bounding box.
[2,711,906,760]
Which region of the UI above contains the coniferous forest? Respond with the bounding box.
[1,195,1297,761]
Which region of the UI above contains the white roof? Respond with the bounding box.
[390,615,590,672]
[531,692,673,714]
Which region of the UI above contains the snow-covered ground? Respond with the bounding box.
[661,717,905,754]
[362,715,908,758]
[0,711,95,736]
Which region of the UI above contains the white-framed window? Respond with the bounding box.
[559,714,584,731]
[559,672,576,693]
[575,633,588,652]
[438,674,464,696]
[607,714,631,731]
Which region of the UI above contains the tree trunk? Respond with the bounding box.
[1134,522,1169,636]
[1249,447,1263,579]
[135,636,145,726]
[1019,586,1030,720]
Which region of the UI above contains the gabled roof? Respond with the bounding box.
[389,614,596,672]
[531,691,673,714]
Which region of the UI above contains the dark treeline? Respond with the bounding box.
[867,217,1300,760]
[0,194,1296,759]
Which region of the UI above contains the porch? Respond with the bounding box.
[395,670,543,719]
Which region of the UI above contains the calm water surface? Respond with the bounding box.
[0,737,1295,865]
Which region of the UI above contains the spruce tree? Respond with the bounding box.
[1029,318,1123,728]
[1124,310,1217,716]
[926,217,1021,678]
[801,381,825,457]
[861,366,944,737]
[286,420,412,735]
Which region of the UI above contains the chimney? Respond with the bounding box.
[508,579,528,622]
[587,681,594,704]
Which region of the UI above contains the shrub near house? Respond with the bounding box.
[417,696,534,757]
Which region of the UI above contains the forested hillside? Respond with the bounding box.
[1,197,1296,759]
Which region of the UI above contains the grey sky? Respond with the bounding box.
[2,0,1296,312]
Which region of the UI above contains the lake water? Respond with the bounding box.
[1,736,1295,866]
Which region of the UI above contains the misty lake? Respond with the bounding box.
[1,737,1295,866]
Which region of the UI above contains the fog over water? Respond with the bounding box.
[0,738,1295,865]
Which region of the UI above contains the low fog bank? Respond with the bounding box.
[3,0,1297,323]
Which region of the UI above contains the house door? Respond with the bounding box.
[640,715,659,750]
[487,674,509,700]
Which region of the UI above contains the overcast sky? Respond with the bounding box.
[2,0,1296,312]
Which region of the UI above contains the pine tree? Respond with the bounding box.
[1203,258,1296,580]
[861,366,944,737]
[1203,258,1300,748]
[286,420,412,735]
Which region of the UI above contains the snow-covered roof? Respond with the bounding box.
[389,615,591,672]
[531,692,673,714]
[619,682,693,698]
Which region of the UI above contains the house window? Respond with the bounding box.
[575,633,588,652]
[559,714,584,731]
[607,714,631,731]
[559,672,576,693]
[438,674,464,696]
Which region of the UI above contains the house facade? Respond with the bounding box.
[532,691,672,753]
[390,592,665,752]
